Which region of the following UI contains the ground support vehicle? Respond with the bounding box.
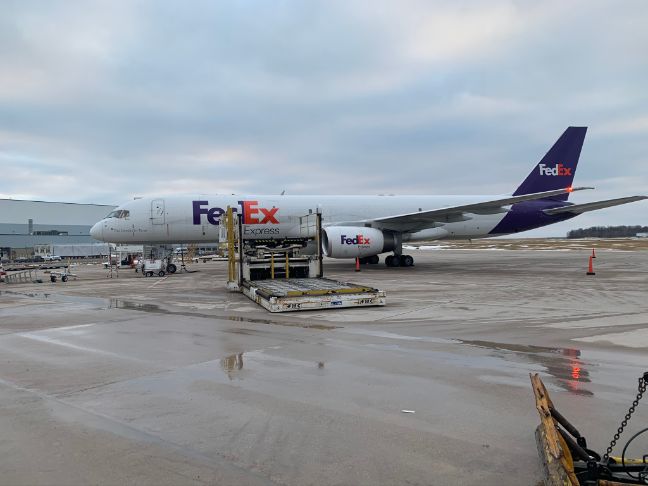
[142,259,166,277]
[49,267,77,283]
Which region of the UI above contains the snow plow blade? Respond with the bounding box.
[531,373,580,485]
[530,373,648,486]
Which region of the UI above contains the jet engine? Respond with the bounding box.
[321,226,398,258]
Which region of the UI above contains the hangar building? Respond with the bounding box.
[0,199,115,260]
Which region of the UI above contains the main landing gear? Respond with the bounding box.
[357,253,414,268]
[358,255,380,265]
[385,254,414,267]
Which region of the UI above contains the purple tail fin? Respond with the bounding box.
[513,127,587,201]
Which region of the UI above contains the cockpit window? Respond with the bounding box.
[106,209,130,219]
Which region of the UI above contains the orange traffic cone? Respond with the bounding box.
[591,248,596,259]
[586,255,595,275]
[355,257,360,272]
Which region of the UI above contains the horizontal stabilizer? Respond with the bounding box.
[543,196,647,215]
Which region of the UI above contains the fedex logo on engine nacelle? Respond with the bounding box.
[341,234,371,245]
[539,163,572,176]
[193,200,279,225]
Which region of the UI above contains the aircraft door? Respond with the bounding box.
[151,199,165,225]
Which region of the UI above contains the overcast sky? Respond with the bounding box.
[1,0,646,236]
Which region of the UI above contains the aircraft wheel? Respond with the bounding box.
[369,255,380,264]
[158,270,166,277]
[401,255,414,267]
[50,275,57,282]
[358,257,368,265]
[166,263,177,274]
[386,255,401,267]
[61,275,68,282]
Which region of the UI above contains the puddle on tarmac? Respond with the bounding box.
[113,300,338,329]
[2,291,339,330]
[342,328,459,344]
[1,290,110,307]
[225,315,338,330]
[344,328,593,396]
[2,291,592,395]
[222,328,256,335]
[112,300,164,313]
[460,339,593,396]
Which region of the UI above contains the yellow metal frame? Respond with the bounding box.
[285,287,375,297]
[285,251,289,279]
[226,206,236,283]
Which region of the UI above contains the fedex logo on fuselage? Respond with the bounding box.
[341,234,371,245]
[192,200,279,225]
[539,163,572,176]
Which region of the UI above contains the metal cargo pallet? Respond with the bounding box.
[241,277,386,312]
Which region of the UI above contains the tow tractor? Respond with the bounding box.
[221,207,386,313]
[531,372,648,485]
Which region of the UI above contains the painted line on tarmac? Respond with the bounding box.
[15,332,151,363]
[148,276,169,289]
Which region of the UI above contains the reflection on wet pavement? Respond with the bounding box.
[344,328,593,396]
[461,340,592,396]
[221,353,244,380]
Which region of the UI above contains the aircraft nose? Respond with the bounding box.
[90,221,104,241]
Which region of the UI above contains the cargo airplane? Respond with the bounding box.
[91,127,646,267]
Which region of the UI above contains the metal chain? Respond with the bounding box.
[604,372,648,461]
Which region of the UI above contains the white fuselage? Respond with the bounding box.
[90,194,509,244]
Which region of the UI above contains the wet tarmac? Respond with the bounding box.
[1,248,648,485]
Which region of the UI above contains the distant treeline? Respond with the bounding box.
[566,226,648,238]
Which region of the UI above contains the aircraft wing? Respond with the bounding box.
[363,187,593,232]
[543,195,647,216]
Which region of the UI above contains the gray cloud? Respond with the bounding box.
[0,0,647,236]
